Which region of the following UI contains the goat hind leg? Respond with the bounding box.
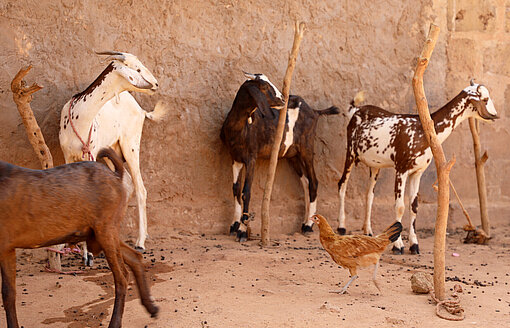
[1,250,19,328]
[288,157,312,233]
[363,168,380,236]
[408,172,423,255]
[302,156,319,233]
[392,171,409,255]
[97,236,128,328]
[122,145,148,250]
[337,153,355,235]
[120,242,159,317]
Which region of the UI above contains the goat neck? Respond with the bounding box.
[430,90,476,144]
[68,62,129,128]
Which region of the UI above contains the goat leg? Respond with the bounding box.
[120,242,159,317]
[102,245,128,328]
[1,250,19,328]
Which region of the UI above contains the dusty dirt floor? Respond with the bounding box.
[1,218,509,328]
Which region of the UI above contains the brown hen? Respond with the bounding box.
[312,214,402,294]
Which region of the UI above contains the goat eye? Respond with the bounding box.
[137,69,141,73]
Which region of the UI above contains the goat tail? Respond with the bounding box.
[145,100,168,122]
[378,221,403,243]
[346,91,365,121]
[316,106,340,116]
[97,148,124,180]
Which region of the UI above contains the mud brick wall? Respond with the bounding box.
[0,0,507,236]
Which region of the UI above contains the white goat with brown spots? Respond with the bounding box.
[337,81,498,254]
[59,51,167,264]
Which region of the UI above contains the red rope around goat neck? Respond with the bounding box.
[68,99,94,161]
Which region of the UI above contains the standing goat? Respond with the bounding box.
[59,51,167,262]
[221,72,339,242]
[0,148,159,328]
[337,81,498,254]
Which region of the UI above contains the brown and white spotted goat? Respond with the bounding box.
[337,81,498,254]
[221,72,339,242]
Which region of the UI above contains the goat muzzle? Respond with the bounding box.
[474,100,499,121]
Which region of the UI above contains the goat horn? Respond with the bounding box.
[95,51,126,62]
[95,50,124,56]
[470,78,475,86]
[243,71,257,80]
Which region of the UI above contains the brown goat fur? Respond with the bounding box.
[0,148,158,328]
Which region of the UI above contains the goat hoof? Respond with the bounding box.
[229,221,240,235]
[236,230,248,243]
[84,254,94,267]
[337,227,347,235]
[301,223,314,234]
[150,305,160,318]
[134,246,145,253]
[365,233,373,237]
[392,246,404,255]
[409,244,420,255]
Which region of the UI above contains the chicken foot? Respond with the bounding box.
[330,274,358,294]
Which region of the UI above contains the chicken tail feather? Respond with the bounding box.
[380,221,403,242]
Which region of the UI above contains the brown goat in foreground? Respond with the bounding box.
[0,148,158,328]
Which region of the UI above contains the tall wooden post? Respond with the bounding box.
[412,24,454,300]
[261,22,306,246]
[11,66,61,271]
[468,118,490,237]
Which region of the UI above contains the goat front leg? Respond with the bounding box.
[289,157,313,234]
[229,161,244,235]
[237,160,255,242]
[1,250,19,328]
[408,171,423,255]
[120,242,159,317]
[363,168,380,236]
[392,171,409,255]
[337,152,355,235]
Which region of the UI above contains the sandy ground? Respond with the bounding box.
[1,220,509,328]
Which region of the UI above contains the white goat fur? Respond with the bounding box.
[59,52,167,257]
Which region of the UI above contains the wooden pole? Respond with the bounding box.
[412,24,454,301]
[468,117,490,237]
[261,21,305,246]
[10,66,61,271]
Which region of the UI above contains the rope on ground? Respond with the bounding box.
[429,284,465,321]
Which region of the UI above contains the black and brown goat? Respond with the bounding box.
[0,148,158,328]
[337,81,498,255]
[221,72,339,242]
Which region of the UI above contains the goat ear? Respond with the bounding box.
[245,84,275,119]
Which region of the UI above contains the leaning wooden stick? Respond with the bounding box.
[10,66,61,271]
[412,23,454,301]
[468,117,490,237]
[11,66,53,169]
[261,21,306,246]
